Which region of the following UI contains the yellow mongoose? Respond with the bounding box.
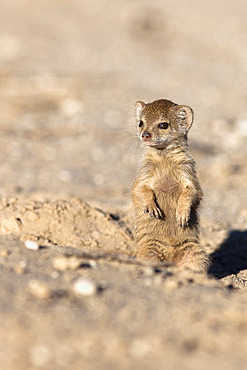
[131,99,210,272]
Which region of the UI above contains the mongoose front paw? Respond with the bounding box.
[144,204,164,219]
[176,206,190,227]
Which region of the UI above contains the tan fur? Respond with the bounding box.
[131,99,210,272]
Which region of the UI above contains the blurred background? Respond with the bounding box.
[0,0,247,223]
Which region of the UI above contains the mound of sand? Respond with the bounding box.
[0,197,133,254]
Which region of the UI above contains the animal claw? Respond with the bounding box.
[143,205,164,219]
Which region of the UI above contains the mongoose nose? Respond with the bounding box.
[142,131,152,139]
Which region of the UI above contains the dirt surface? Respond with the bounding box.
[0,1,247,369]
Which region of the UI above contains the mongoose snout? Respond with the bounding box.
[142,131,152,140]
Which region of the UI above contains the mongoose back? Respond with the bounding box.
[131,99,210,272]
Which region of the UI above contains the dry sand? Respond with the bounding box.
[0,1,247,369]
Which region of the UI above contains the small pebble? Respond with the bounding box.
[27,211,39,222]
[131,339,152,359]
[0,249,10,257]
[143,267,154,276]
[53,256,81,271]
[72,277,97,297]
[51,271,59,279]
[81,260,97,268]
[164,279,180,290]
[28,280,51,299]
[88,260,97,268]
[15,260,27,275]
[25,240,40,251]
[30,345,51,367]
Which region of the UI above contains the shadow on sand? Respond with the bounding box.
[209,229,247,278]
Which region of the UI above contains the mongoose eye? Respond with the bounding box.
[139,120,144,128]
[158,122,169,130]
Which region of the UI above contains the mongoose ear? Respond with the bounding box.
[135,101,146,121]
[172,105,194,133]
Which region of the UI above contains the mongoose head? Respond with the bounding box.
[135,99,194,149]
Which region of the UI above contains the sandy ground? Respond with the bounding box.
[0,0,247,369]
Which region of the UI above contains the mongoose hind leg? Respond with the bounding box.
[174,242,211,273]
[136,242,175,264]
[136,241,210,273]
